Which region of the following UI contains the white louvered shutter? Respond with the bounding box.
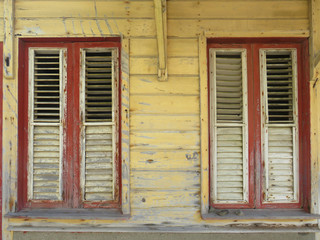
[28,49,66,200]
[210,49,249,204]
[80,49,117,201]
[261,49,299,203]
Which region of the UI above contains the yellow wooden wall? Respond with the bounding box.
[2,0,316,232]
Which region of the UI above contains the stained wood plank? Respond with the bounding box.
[131,207,200,223]
[130,57,198,75]
[130,57,158,75]
[131,150,200,170]
[130,95,199,114]
[131,171,200,190]
[130,76,199,95]
[130,115,199,131]
[168,19,309,38]
[132,190,200,209]
[168,57,198,75]
[15,1,154,19]
[130,131,200,150]
[167,1,308,19]
[15,19,156,37]
[130,38,198,57]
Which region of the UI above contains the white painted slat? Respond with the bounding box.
[84,125,114,201]
[261,49,299,203]
[265,126,297,202]
[210,49,249,204]
[32,126,61,200]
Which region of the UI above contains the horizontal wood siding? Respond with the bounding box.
[2,0,312,231]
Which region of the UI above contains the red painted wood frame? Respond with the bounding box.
[207,38,310,210]
[18,38,122,210]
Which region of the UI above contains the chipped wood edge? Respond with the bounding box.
[121,36,130,215]
[3,0,14,79]
[199,33,209,216]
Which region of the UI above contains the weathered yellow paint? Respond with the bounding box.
[15,0,155,19]
[4,0,14,78]
[130,115,199,131]
[2,0,318,237]
[310,0,320,216]
[199,33,209,216]
[154,0,167,81]
[130,131,200,150]
[130,75,199,95]
[130,95,199,114]
[168,1,308,19]
[130,38,198,57]
[132,190,200,209]
[130,150,200,170]
[131,171,200,190]
[168,19,309,38]
[121,37,131,215]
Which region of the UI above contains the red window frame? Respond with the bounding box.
[18,38,122,210]
[207,38,310,210]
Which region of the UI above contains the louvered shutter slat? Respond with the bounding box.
[81,49,116,202]
[32,126,61,200]
[262,50,298,203]
[84,125,113,201]
[211,50,248,204]
[29,49,64,201]
[33,51,60,123]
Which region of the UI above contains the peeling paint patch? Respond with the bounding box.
[79,15,86,37]
[72,20,76,34]
[140,78,152,83]
[21,26,44,35]
[6,84,17,103]
[141,151,156,155]
[104,15,113,34]
[139,135,155,139]
[88,21,95,36]
[62,18,68,35]
[138,102,151,106]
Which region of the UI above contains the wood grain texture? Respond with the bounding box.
[167,1,308,19]
[130,38,198,57]
[131,190,200,209]
[168,19,309,38]
[130,150,200,170]
[130,75,199,95]
[130,95,199,114]
[199,34,210,216]
[121,37,131,215]
[130,131,200,150]
[15,0,154,19]
[131,171,200,190]
[130,115,199,131]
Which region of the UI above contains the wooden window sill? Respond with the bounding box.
[5,208,130,220]
[203,209,320,220]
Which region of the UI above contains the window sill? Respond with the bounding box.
[5,208,130,220]
[203,209,320,220]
